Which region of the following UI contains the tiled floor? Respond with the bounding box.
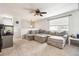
[0,39,79,56]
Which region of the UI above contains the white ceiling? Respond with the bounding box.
[0,3,78,21]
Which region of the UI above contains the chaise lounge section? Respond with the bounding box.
[47,36,66,49]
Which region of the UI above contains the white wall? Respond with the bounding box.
[69,10,79,35]
[35,19,49,30]
[13,18,31,39]
[13,17,21,39]
[20,19,31,36]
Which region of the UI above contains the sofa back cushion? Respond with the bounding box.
[29,30,39,34]
[55,31,67,36]
[48,31,56,35]
[39,29,49,34]
[29,30,32,34]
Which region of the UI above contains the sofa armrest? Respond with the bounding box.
[63,35,68,39]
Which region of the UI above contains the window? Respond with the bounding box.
[49,17,69,32]
[2,17,13,25]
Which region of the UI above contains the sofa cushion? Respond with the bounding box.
[59,31,67,36]
[48,31,56,35]
[29,30,39,34]
[39,29,44,34]
[34,34,48,43]
[29,30,32,34]
[53,31,67,36]
[39,29,49,34]
[25,34,34,40]
[47,36,66,49]
[48,36,65,43]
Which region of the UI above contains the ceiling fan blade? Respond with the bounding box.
[40,12,47,14]
[40,13,43,16]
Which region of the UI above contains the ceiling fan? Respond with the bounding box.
[24,8,47,16]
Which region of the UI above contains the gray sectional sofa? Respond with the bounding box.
[22,29,68,49]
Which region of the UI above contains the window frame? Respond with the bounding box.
[49,16,69,32]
